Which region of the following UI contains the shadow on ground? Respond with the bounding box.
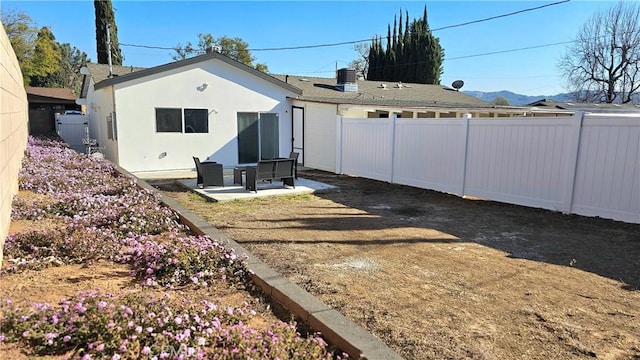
[296,170,640,291]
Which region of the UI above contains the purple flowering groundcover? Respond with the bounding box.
[1,136,347,360]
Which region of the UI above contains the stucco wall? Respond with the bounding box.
[292,101,338,172]
[0,23,29,266]
[111,60,297,173]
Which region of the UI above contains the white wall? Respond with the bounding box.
[293,101,337,172]
[113,60,296,172]
[0,23,29,266]
[335,113,640,224]
[85,78,118,161]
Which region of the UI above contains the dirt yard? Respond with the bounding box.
[156,169,640,360]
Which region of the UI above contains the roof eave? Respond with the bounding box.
[93,52,302,95]
[292,96,504,110]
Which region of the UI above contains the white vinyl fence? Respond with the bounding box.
[56,114,89,153]
[335,113,640,224]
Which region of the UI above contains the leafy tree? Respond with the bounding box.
[33,43,89,93]
[493,96,510,106]
[94,0,123,65]
[348,42,370,79]
[22,27,61,85]
[559,1,640,103]
[173,33,268,72]
[3,10,89,90]
[2,10,39,84]
[366,6,444,84]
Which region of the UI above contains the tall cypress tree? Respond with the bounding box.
[367,6,443,84]
[94,0,123,65]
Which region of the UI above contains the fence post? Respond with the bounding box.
[561,111,585,214]
[460,113,472,196]
[390,114,397,183]
[335,115,343,175]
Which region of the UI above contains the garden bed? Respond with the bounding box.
[0,137,346,359]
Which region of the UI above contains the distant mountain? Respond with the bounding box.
[463,90,575,106]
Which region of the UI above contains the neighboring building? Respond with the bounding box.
[279,72,527,119]
[27,87,81,135]
[78,52,301,174]
[276,70,527,172]
[527,98,640,116]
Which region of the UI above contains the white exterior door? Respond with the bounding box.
[292,106,304,165]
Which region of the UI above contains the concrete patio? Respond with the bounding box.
[136,168,339,202]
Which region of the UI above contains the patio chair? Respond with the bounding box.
[192,156,224,188]
[289,151,300,178]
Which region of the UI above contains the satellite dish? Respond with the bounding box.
[451,80,464,91]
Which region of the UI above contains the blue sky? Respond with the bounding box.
[1,0,617,95]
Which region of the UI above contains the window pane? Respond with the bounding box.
[237,112,259,163]
[184,108,208,133]
[156,108,182,132]
[259,113,279,160]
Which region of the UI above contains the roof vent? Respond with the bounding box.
[206,46,221,53]
[379,83,387,89]
[395,82,403,89]
[336,68,358,92]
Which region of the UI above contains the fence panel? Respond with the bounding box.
[464,117,574,211]
[571,115,640,223]
[393,118,467,195]
[334,114,639,223]
[340,118,393,182]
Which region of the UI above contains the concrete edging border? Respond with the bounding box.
[117,165,403,360]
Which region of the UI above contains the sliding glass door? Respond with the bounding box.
[237,112,279,164]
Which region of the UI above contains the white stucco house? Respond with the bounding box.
[78,52,527,174]
[78,52,302,174]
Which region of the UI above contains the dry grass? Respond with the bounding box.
[155,170,640,360]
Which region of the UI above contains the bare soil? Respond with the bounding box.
[156,169,640,360]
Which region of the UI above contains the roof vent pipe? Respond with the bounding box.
[106,24,113,78]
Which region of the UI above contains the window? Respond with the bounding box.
[184,109,208,133]
[155,108,209,133]
[156,108,182,132]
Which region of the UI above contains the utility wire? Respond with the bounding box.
[119,0,571,53]
[445,40,575,61]
[431,0,570,32]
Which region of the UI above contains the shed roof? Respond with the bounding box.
[276,75,499,109]
[527,99,640,113]
[26,87,77,101]
[86,52,302,95]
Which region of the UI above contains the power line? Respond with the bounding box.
[119,0,571,53]
[431,0,570,32]
[445,40,575,61]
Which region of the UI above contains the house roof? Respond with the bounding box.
[85,63,147,84]
[274,75,499,109]
[26,87,77,101]
[87,52,302,95]
[528,98,640,113]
